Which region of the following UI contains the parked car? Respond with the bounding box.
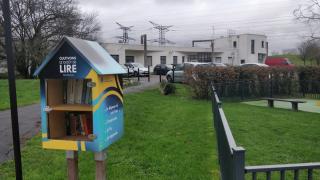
[166,62,209,83]
[166,64,184,83]
[153,64,172,75]
[121,64,134,76]
[209,62,227,67]
[265,57,294,67]
[124,63,149,76]
[240,63,269,68]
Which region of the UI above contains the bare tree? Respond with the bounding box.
[298,40,320,65]
[313,41,320,65]
[0,0,101,78]
[294,0,320,39]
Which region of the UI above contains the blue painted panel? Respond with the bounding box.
[39,43,91,79]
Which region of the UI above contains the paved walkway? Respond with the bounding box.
[0,75,160,164]
[123,75,160,94]
[0,104,41,164]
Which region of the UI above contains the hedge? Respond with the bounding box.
[185,66,320,99]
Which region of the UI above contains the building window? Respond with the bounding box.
[182,56,185,63]
[233,41,237,48]
[258,53,266,63]
[173,56,178,64]
[241,59,245,64]
[145,56,152,66]
[215,57,222,63]
[111,55,119,63]
[266,42,269,55]
[261,41,264,48]
[251,40,255,54]
[228,57,233,65]
[160,56,166,64]
[125,56,134,63]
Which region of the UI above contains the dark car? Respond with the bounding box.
[153,64,172,75]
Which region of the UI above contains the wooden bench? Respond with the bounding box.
[262,98,306,111]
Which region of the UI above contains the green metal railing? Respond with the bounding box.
[212,85,320,180]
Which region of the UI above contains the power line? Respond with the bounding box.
[115,22,135,43]
[149,21,175,46]
[114,2,297,23]
[99,16,301,34]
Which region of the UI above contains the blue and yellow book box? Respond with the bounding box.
[34,37,126,152]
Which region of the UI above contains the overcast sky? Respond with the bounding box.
[77,0,312,53]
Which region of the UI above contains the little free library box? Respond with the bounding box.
[34,37,126,152]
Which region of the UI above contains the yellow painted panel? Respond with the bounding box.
[81,141,86,151]
[115,75,123,94]
[43,140,78,151]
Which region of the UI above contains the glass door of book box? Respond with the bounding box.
[45,79,93,141]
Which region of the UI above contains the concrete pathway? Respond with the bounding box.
[0,104,41,163]
[0,75,160,164]
[123,75,160,94]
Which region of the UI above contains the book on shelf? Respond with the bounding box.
[63,79,92,105]
[75,79,84,104]
[66,112,92,137]
[63,80,68,104]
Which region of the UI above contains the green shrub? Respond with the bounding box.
[185,66,320,99]
[0,73,8,79]
[160,81,176,95]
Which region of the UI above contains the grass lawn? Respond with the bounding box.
[0,79,39,110]
[0,85,319,179]
[225,102,320,179]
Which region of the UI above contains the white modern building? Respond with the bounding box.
[102,43,213,67]
[102,33,268,69]
[210,34,268,65]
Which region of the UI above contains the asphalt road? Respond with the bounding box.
[0,75,160,164]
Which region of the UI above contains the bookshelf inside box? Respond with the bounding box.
[46,79,93,141]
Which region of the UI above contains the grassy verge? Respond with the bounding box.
[0,84,319,179]
[0,79,39,110]
[0,85,218,179]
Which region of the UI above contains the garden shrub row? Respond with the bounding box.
[185,66,320,99]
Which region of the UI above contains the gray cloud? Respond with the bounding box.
[77,0,310,52]
[153,0,197,5]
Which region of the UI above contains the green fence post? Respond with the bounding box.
[233,147,245,180]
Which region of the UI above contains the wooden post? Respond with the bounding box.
[95,151,107,180]
[66,151,78,180]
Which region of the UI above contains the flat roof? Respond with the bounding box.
[102,43,214,53]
